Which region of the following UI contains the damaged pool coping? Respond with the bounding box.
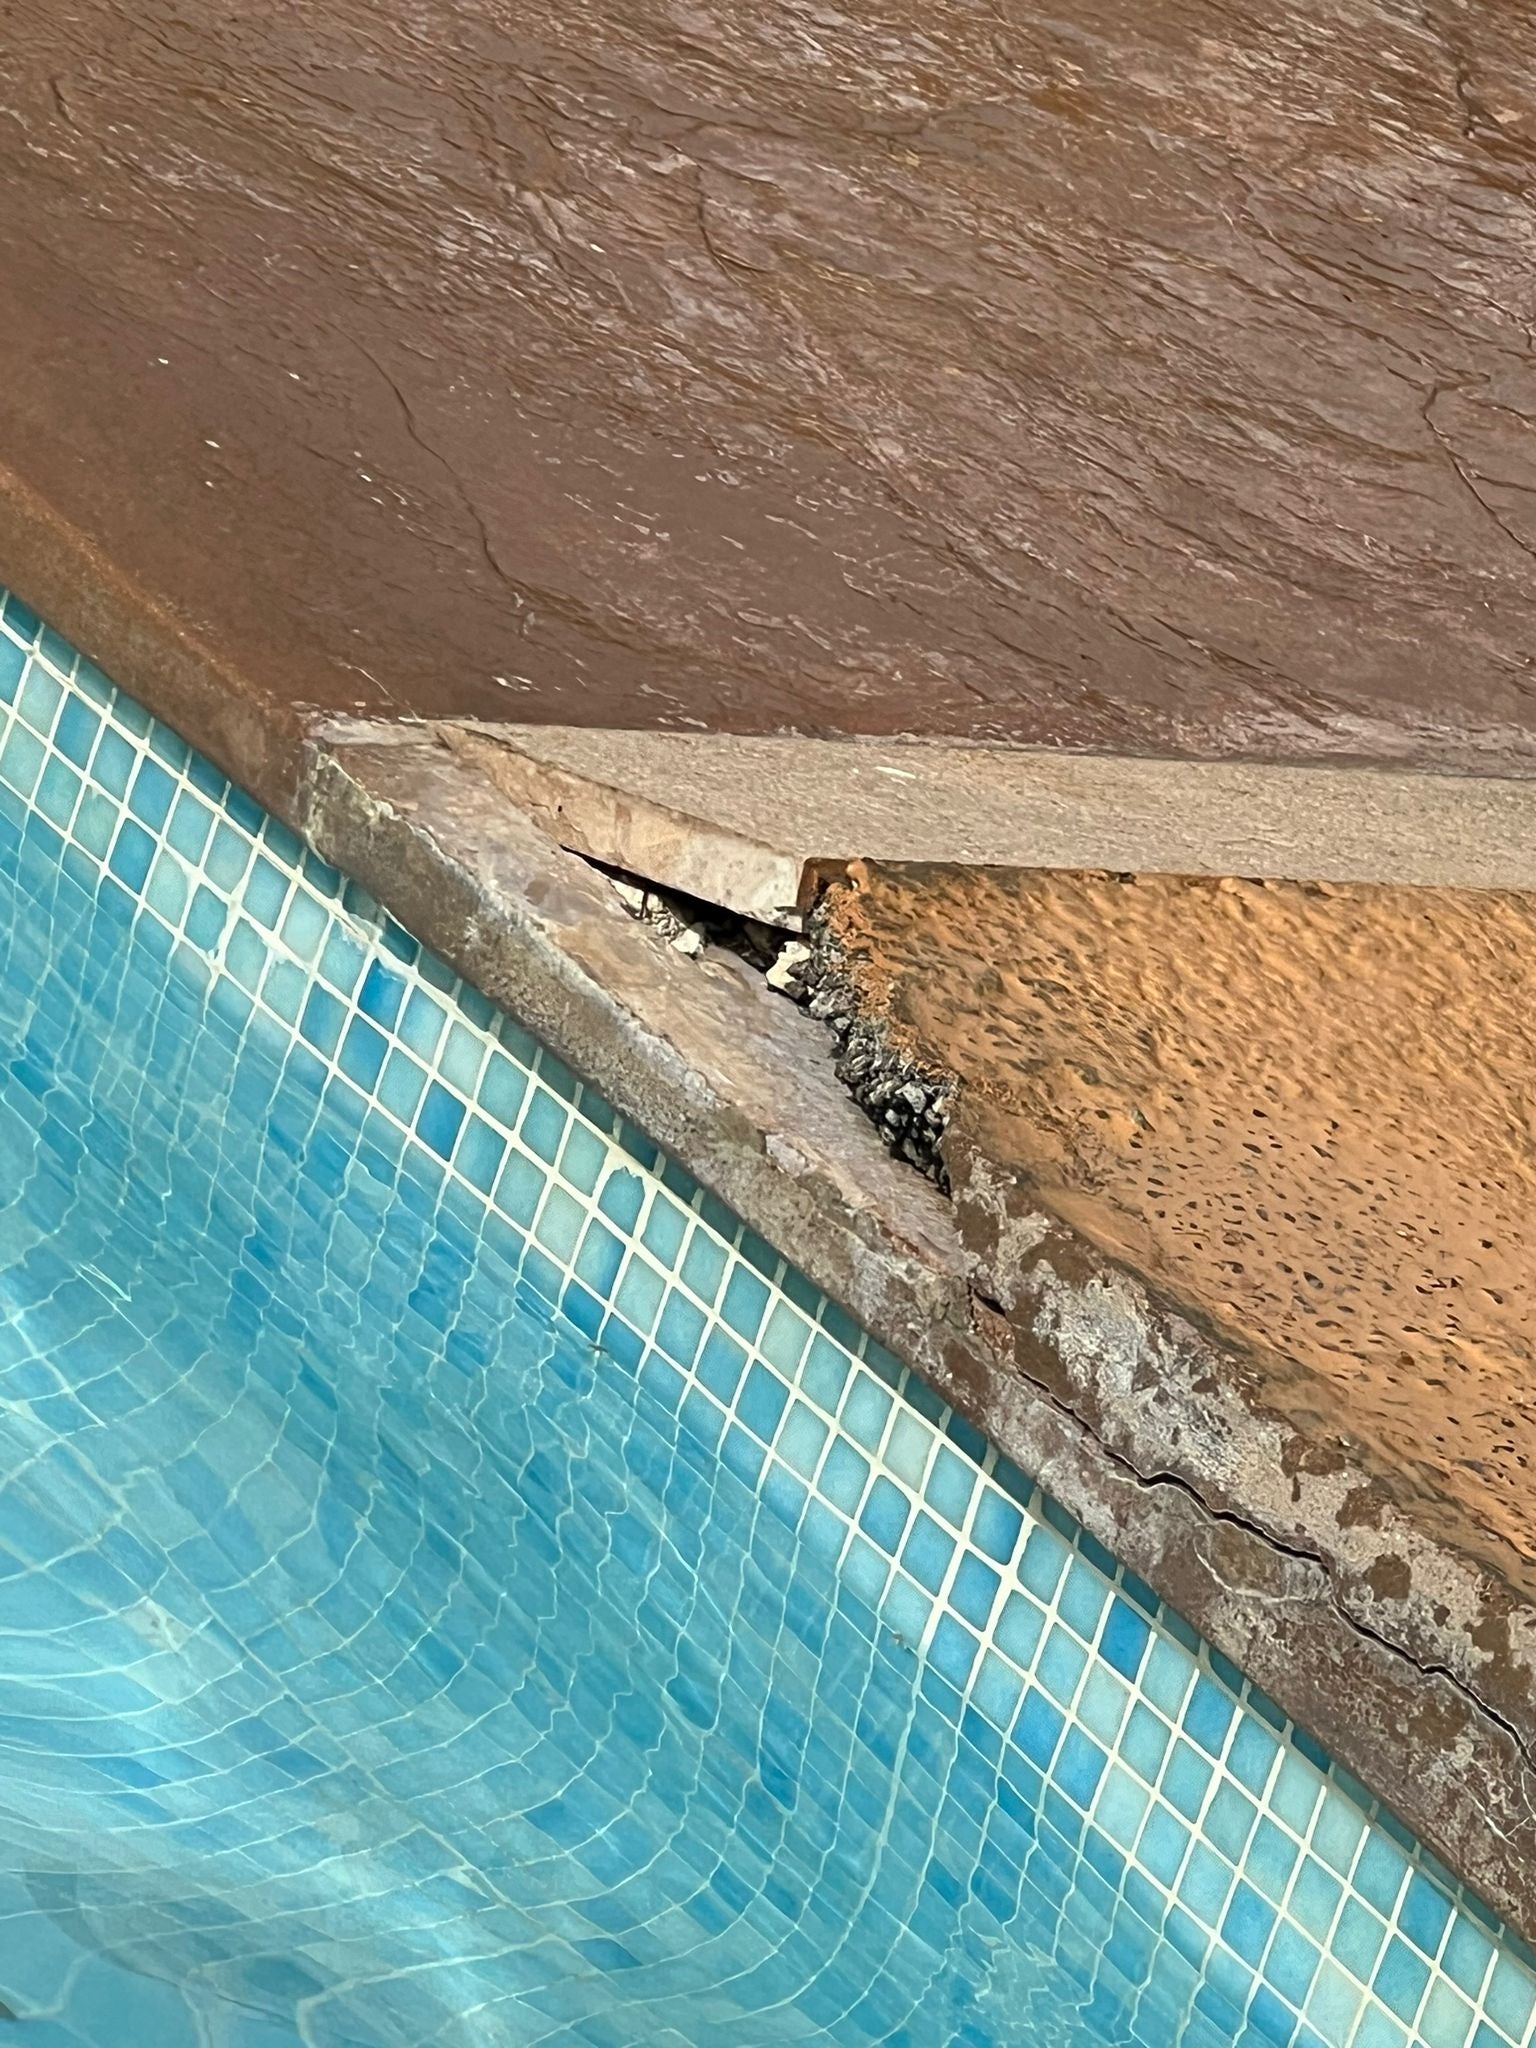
[4,515,1535,1943]
[300,729,1536,1942]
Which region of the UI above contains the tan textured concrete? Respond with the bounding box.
[828,863,1536,1567]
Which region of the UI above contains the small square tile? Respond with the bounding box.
[1439,1918,1494,2000]
[995,1586,1045,1670]
[738,1362,789,1445]
[1374,1938,1431,2024]
[759,1301,810,1376]
[925,1444,975,1529]
[1142,1637,1195,1721]
[358,958,407,1030]
[1290,1858,1343,1943]
[1037,1625,1088,1708]
[1417,1979,1474,2048]
[399,986,447,1059]
[930,1614,980,1688]
[242,854,289,929]
[778,1402,829,1481]
[802,1335,851,1414]
[842,1373,893,1453]
[820,1439,871,1518]
[1223,1881,1275,1965]
[951,1552,1000,1630]
[1399,1873,1454,1961]
[1484,1954,1536,2039]
[521,1089,567,1164]
[1305,1958,1364,2043]
[721,1266,771,1346]
[1355,1836,1411,1920]
[1246,1818,1300,1907]
[901,1510,955,1596]
[1120,1702,1172,1786]
[560,1121,606,1195]
[1267,1924,1322,2011]
[1015,1688,1066,1771]
[972,1489,1024,1566]
[1058,1558,1110,1643]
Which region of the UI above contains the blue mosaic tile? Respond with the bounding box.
[1,591,1535,2047]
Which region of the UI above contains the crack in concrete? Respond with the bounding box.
[351,338,523,603]
[966,1276,1536,1797]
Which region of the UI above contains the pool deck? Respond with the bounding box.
[5,0,1536,1940]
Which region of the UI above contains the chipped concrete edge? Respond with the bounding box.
[442,723,811,928]
[0,477,1529,1931]
[298,727,1536,1941]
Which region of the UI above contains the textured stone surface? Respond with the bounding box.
[7,0,1536,772]
[827,863,1536,1573]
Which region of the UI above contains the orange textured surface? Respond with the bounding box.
[828,864,1536,1561]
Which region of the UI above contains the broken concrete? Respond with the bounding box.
[297,730,1536,1940]
[447,725,1536,918]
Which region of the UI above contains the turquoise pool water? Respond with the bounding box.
[0,672,1224,2046]
[1,592,1534,2048]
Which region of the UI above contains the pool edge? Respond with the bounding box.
[2,514,1535,1946]
[308,726,1536,1947]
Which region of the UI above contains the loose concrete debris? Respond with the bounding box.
[604,872,709,955]
[801,931,953,1189]
[602,866,952,1186]
[764,940,812,994]
[601,865,781,964]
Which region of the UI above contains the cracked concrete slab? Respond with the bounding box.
[297,730,1536,1941]
[444,724,1536,920]
[819,858,1536,1920]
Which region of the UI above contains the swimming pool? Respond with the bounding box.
[1,591,1533,2047]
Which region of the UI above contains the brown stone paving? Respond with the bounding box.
[828,863,1536,1583]
[7,0,1536,788]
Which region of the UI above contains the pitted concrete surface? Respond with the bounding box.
[827,860,1536,1583]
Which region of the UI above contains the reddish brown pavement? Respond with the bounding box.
[4,0,1536,807]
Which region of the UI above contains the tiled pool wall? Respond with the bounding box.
[1,582,1533,2048]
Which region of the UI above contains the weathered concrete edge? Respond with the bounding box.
[439,721,1536,895]
[0,463,312,820]
[955,1143,1536,1714]
[1,498,1531,1935]
[438,724,811,927]
[299,731,1536,1942]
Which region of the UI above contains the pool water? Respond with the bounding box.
[0,720,1252,2045]
[5,598,1536,2048]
